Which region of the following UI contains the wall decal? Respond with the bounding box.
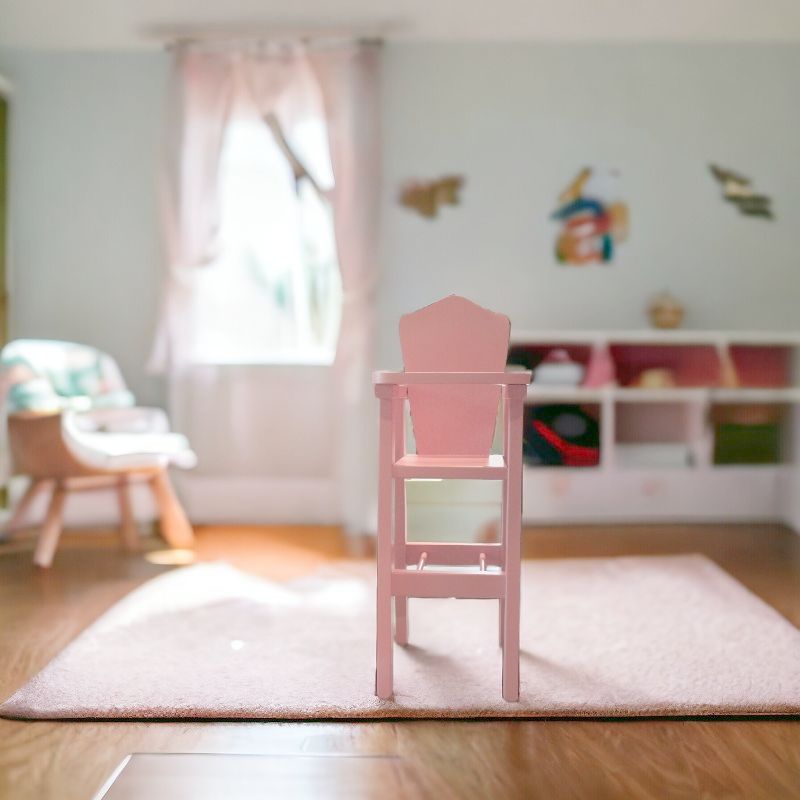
[709,164,773,219]
[552,167,629,265]
[399,175,464,218]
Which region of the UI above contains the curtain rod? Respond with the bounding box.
[146,22,397,50]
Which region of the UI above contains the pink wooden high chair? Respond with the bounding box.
[372,295,532,702]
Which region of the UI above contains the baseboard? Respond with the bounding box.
[9,468,790,534]
[3,474,340,530]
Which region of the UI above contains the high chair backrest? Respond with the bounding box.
[400,295,511,456]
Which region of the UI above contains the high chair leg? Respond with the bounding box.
[499,599,505,647]
[376,584,393,698]
[393,466,408,645]
[502,385,524,702]
[375,395,394,699]
[502,593,520,702]
[394,597,408,645]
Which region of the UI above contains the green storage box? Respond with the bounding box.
[713,423,781,465]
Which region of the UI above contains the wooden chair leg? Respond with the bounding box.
[33,485,66,569]
[375,396,394,699]
[1,479,51,539]
[150,471,194,549]
[116,477,140,552]
[499,599,505,647]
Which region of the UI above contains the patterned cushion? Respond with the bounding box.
[0,339,135,413]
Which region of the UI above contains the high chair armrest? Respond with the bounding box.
[372,370,532,386]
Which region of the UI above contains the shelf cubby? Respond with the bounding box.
[522,402,602,469]
[614,401,704,469]
[727,345,793,388]
[507,343,593,379]
[609,343,721,388]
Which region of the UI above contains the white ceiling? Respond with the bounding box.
[2,0,800,49]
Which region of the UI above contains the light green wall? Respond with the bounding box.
[1,44,799,403]
[0,50,170,406]
[0,92,7,344]
[378,42,800,364]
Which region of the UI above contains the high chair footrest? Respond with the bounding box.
[405,541,503,567]
[403,563,502,574]
[391,568,505,599]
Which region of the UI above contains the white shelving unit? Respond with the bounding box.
[404,329,800,536]
[512,330,800,346]
[510,329,800,529]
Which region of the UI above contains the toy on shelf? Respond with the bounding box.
[631,368,677,389]
[582,342,615,388]
[648,291,685,329]
[532,348,585,387]
[523,404,600,467]
[508,343,609,389]
[372,295,531,702]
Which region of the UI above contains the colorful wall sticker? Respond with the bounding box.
[709,164,773,219]
[399,175,464,219]
[552,167,629,265]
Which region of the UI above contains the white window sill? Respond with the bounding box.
[189,354,336,368]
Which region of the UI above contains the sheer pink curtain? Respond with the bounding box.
[311,43,382,534]
[242,46,303,117]
[242,47,332,195]
[150,42,381,532]
[149,49,236,371]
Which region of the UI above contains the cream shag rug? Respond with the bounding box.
[3,555,800,720]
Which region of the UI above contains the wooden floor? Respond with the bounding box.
[1,523,800,799]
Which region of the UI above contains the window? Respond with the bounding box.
[191,108,341,365]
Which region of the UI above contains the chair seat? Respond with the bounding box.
[393,453,506,479]
[66,430,198,472]
[63,411,198,472]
